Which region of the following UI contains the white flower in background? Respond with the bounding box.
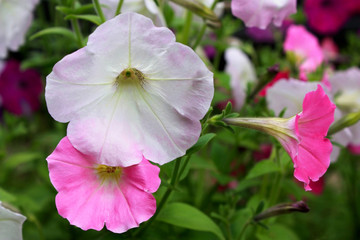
[224,47,257,111]
[100,0,165,26]
[329,67,360,145]
[0,201,26,240]
[0,0,39,58]
[45,13,214,167]
[266,79,350,162]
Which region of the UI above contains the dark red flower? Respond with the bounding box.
[0,60,42,115]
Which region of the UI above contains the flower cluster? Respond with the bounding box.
[45,12,214,232]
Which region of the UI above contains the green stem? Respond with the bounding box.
[115,0,125,15]
[237,220,251,240]
[177,154,192,183]
[134,158,182,237]
[71,19,84,47]
[191,0,219,49]
[180,11,193,45]
[92,0,106,23]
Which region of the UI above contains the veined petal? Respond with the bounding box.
[47,137,160,233]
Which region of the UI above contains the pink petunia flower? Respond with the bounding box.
[225,85,336,190]
[0,60,42,115]
[231,0,297,29]
[45,13,214,167]
[304,0,354,34]
[47,137,161,233]
[284,25,324,74]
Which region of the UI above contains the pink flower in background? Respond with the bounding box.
[231,0,296,29]
[321,38,339,62]
[284,25,324,74]
[0,60,42,115]
[47,137,161,233]
[227,85,336,190]
[224,47,257,111]
[45,13,214,167]
[0,201,26,240]
[348,144,360,155]
[0,0,39,58]
[304,0,354,34]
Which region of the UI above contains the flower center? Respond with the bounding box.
[95,164,123,184]
[115,68,145,87]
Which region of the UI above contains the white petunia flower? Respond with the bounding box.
[224,47,257,111]
[0,201,26,240]
[0,0,39,58]
[45,13,214,167]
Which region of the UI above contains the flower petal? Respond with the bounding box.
[0,202,26,240]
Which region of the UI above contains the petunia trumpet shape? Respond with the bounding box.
[0,201,26,240]
[45,12,214,167]
[47,137,161,233]
[225,85,336,190]
[231,0,297,29]
[0,0,39,58]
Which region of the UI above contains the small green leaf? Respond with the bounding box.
[187,133,216,155]
[245,159,281,179]
[64,14,102,25]
[5,152,41,169]
[157,202,225,240]
[30,27,75,41]
[0,188,16,203]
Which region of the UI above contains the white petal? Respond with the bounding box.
[0,202,26,240]
[225,47,257,110]
[266,79,321,117]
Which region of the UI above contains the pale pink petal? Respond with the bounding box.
[284,25,324,73]
[231,0,296,29]
[47,137,160,233]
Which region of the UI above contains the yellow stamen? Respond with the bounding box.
[115,68,145,87]
[95,164,123,184]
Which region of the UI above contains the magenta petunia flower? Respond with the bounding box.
[47,137,161,233]
[284,25,324,74]
[304,0,354,34]
[0,60,42,115]
[231,0,297,29]
[226,85,336,190]
[45,12,214,167]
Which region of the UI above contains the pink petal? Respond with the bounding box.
[294,85,336,190]
[231,0,297,29]
[47,137,160,233]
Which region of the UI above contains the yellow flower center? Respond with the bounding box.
[115,68,145,87]
[95,164,123,184]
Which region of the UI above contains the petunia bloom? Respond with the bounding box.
[47,137,161,233]
[329,68,360,146]
[266,79,349,162]
[0,201,26,240]
[224,47,257,111]
[225,85,336,190]
[100,0,165,26]
[304,0,354,34]
[0,0,39,58]
[284,25,324,74]
[231,0,297,29]
[0,60,42,115]
[45,13,214,167]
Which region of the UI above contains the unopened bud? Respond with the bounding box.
[254,201,310,222]
[328,111,360,136]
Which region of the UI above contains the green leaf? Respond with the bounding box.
[5,152,41,169]
[256,223,299,240]
[187,133,216,155]
[0,188,16,203]
[245,159,281,179]
[30,27,75,41]
[157,202,225,240]
[64,14,102,25]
